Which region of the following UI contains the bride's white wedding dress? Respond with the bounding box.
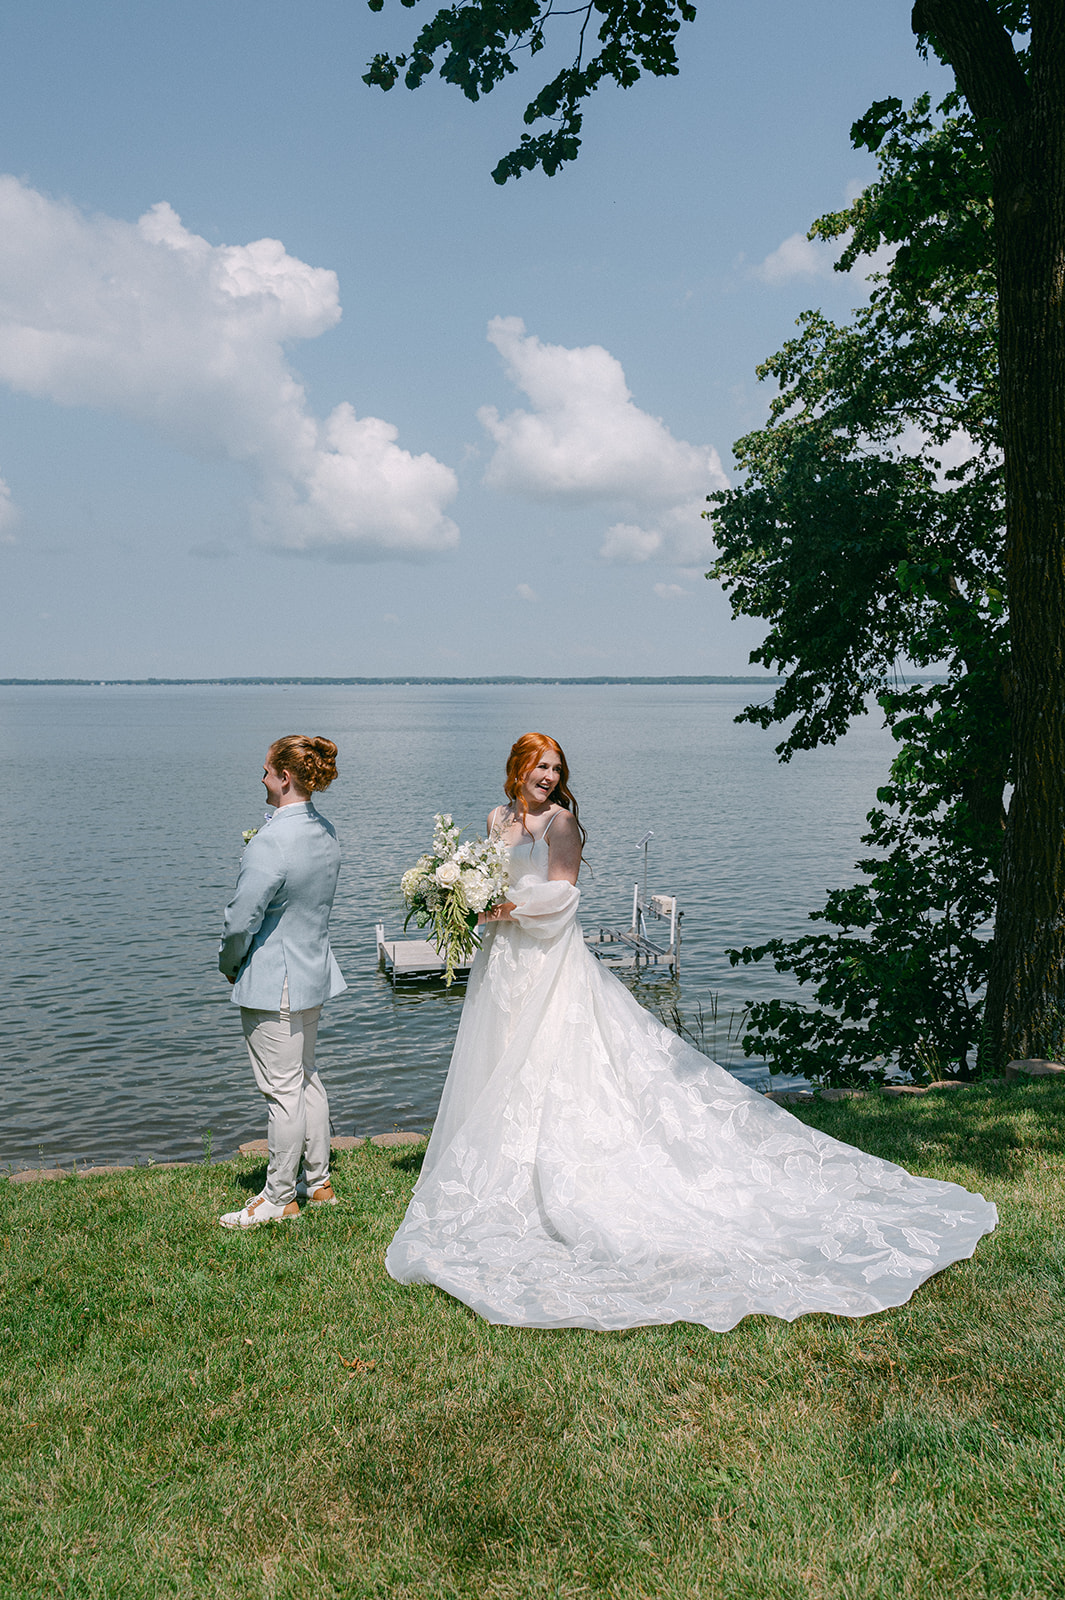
[386,823,997,1330]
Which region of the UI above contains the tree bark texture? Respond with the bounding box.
[914,0,1065,1066]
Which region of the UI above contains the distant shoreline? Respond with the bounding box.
[1,674,787,687]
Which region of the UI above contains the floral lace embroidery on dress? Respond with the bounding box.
[386,833,997,1331]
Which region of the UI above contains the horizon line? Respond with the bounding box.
[2,674,788,687]
[0,674,951,688]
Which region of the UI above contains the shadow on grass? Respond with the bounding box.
[371,1086,1065,1192]
[232,1162,269,1194]
[228,1146,426,1206]
[236,1085,1056,1210]
[387,1148,427,1178]
[789,1080,1065,1183]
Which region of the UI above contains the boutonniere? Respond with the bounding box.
[242,828,259,846]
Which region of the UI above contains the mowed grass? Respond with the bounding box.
[2,1083,1065,1600]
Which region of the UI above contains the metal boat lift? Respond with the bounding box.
[378,829,680,983]
[584,830,682,976]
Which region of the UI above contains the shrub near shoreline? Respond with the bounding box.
[1,1083,1062,1600]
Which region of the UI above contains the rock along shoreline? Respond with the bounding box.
[8,1060,1061,1185]
[6,1131,428,1185]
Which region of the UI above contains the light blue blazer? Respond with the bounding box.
[219,801,347,1011]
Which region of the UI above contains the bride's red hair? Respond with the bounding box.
[504,733,586,844]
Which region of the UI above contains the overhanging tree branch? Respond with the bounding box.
[363,0,697,180]
[911,0,1029,129]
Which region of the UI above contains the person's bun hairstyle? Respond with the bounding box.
[268,735,339,794]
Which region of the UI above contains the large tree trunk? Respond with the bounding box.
[913,0,1065,1067]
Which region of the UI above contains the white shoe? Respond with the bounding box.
[220,1192,300,1229]
[295,1178,338,1206]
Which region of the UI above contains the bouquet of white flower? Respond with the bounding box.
[401,813,510,985]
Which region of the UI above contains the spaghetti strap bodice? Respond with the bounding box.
[506,833,549,881]
[492,807,558,882]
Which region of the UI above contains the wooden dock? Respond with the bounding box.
[375,922,472,981]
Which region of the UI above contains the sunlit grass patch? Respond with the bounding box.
[1,1085,1063,1598]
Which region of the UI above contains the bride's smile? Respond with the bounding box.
[521,753,562,813]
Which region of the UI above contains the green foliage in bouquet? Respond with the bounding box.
[404,880,479,987]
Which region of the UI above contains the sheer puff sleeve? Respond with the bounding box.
[507,875,580,940]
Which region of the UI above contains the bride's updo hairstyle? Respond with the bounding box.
[505,733,586,844]
[268,735,339,796]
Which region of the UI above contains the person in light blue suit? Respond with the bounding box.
[218,734,347,1228]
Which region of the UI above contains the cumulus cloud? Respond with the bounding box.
[753,232,834,286]
[0,177,458,558]
[600,523,663,563]
[598,501,725,566]
[653,582,689,600]
[479,316,728,564]
[752,229,895,289]
[515,582,538,602]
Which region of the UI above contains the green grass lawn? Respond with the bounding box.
[2,1082,1064,1600]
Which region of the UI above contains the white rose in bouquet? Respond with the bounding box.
[435,860,462,888]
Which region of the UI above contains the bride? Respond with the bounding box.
[386,733,997,1331]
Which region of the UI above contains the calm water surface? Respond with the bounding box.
[1,684,895,1168]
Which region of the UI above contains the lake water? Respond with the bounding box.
[0,683,895,1169]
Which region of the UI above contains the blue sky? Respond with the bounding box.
[0,0,952,678]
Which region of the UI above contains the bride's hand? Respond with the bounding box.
[478,901,515,924]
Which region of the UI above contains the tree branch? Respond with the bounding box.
[912,0,1029,127]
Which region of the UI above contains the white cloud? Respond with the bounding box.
[479,316,728,564]
[598,500,725,566]
[515,582,538,602]
[753,232,834,286]
[479,316,721,504]
[653,582,689,600]
[0,177,459,558]
[600,523,664,563]
[752,228,895,290]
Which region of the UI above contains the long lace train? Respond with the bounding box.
[386,844,996,1331]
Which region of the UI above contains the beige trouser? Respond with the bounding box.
[240,983,330,1206]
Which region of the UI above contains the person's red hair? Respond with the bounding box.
[267,735,338,794]
[504,733,586,844]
